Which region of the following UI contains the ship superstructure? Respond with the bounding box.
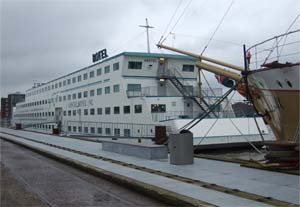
[13,52,215,136]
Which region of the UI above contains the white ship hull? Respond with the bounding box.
[247,64,300,142]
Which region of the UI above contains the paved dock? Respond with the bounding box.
[1,127,299,207]
[1,139,168,207]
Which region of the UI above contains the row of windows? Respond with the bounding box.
[19,84,120,108]
[66,126,130,136]
[14,111,55,118]
[15,105,142,119]
[26,62,120,97]
[63,105,142,116]
[32,124,131,136]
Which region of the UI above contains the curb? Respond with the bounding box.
[0,136,214,207]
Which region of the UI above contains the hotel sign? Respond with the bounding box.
[92,49,108,62]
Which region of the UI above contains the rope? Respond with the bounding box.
[159,0,184,44]
[197,88,236,145]
[181,78,242,131]
[201,0,235,55]
[264,12,300,64]
[111,31,146,54]
[160,0,193,44]
[228,118,263,154]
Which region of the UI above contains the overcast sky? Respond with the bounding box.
[1,0,299,99]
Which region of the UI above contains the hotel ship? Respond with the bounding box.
[12,51,270,144]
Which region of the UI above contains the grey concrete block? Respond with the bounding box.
[102,140,167,160]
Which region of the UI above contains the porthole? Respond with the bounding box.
[286,80,293,88]
[276,80,283,88]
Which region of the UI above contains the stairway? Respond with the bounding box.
[161,68,217,118]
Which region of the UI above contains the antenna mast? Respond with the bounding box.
[139,18,154,53]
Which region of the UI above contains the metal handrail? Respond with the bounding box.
[247,29,300,52]
[247,29,300,69]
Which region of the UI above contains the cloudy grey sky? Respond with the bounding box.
[1,0,299,99]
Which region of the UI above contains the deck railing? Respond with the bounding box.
[247,29,300,70]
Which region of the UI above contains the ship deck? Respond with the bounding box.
[0,127,299,207]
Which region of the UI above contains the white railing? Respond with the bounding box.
[247,29,300,70]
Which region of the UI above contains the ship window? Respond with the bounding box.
[182,64,194,72]
[151,104,166,113]
[97,88,102,95]
[90,127,95,134]
[114,128,120,136]
[114,106,120,114]
[90,89,95,97]
[276,80,283,88]
[124,129,130,137]
[134,105,142,113]
[78,75,82,82]
[97,108,102,115]
[84,109,88,115]
[105,107,111,115]
[123,105,130,114]
[105,86,110,94]
[90,71,95,78]
[90,108,95,115]
[104,65,110,74]
[286,80,292,88]
[83,91,88,98]
[105,128,111,135]
[113,84,120,93]
[83,73,88,80]
[72,77,76,83]
[128,61,142,69]
[127,84,141,92]
[113,62,119,71]
[97,127,102,134]
[78,92,82,99]
[97,68,102,76]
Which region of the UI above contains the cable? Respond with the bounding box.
[161,0,193,44]
[111,31,146,54]
[197,88,236,145]
[159,0,184,43]
[180,78,242,131]
[201,0,235,55]
[264,12,300,64]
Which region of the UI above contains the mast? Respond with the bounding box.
[139,18,154,53]
[157,43,244,72]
